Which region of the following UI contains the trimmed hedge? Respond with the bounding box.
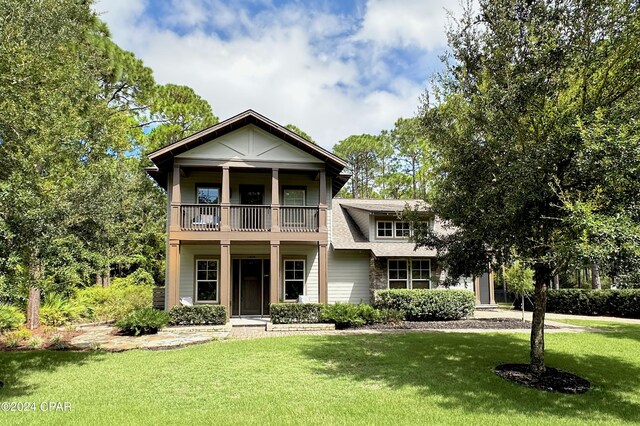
[373,289,476,321]
[514,289,640,318]
[270,303,324,324]
[320,303,379,329]
[168,305,227,325]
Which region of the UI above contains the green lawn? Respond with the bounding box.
[1,324,639,425]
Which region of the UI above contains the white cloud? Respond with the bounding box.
[354,0,464,50]
[93,0,442,149]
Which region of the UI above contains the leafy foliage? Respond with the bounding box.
[269,303,325,324]
[320,303,381,329]
[168,305,227,325]
[39,294,84,327]
[373,290,475,321]
[116,308,169,336]
[76,283,152,322]
[0,304,25,331]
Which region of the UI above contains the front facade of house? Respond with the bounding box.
[146,110,494,315]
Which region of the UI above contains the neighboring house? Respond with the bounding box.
[146,110,495,315]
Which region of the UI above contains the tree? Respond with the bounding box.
[333,134,380,198]
[144,84,218,152]
[504,261,534,322]
[391,117,428,199]
[416,0,640,374]
[285,124,315,143]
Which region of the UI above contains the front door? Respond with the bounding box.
[232,258,270,316]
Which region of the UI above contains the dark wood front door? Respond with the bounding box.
[232,258,270,316]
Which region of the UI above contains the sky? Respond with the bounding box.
[94,0,465,149]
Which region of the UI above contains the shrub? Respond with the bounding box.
[49,333,67,350]
[320,303,383,329]
[40,294,84,327]
[373,289,476,321]
[0,304,26,331]
[76,284,152,322]
[127,268,155,286]
[27,336,43,349]
[378,308,405,324]
[270,303,325,324]
[115,308,169,336]
[514,289,640,318]
[168,305,227,325]
[2,327,31,348]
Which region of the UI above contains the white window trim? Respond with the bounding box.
[376,220,414,240]
[387,258,432,289]
[283,258,306,302]
[283,188,306,206]
[410,259,432,289]
[194,258,219,303]
[387,258,409,289]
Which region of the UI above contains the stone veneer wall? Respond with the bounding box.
[369,255,387,301]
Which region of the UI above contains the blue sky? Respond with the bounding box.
[94,0,464,148]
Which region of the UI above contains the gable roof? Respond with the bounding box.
[331,199,438,258]
[146,110,350,194]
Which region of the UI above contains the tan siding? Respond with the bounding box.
[179,245,221,300]
[344,208,370,240]
[281,245,319,303]
[328,249,370,303]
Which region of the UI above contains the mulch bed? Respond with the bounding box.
[495,363,591,394]
[0,327,81,351]
[364,318,557,330]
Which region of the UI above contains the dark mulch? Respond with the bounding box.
[495,363,591,394]
[364,318,557,330]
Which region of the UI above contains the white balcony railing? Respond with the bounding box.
[230,205,271,231]
[280,206,319,232]
[180,204,220,231]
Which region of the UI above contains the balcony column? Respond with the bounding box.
[220,166,230,232]
[220,241,231,316]
[270,241,280,304]
[318,242,328,303]
[318,169,327,233]
[271,168,280,232]
[170,165,181,232]
[167,239,180,309]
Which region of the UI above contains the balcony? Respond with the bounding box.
[179,204,320,233]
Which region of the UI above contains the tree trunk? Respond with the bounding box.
[591,264,601,290]
[530,263,550,375]
[521,294,525,322]
[26,286,40,330]
[552,274,559,290]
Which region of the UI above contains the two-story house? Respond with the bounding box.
[146,110,495,316]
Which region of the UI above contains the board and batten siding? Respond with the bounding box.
[328,249,371,304]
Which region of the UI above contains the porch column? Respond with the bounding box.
[271,168,280,232]
[220,241,231,316]
[170,165,181,232]
[220,166,230,232]
[270,241,280,304]
[167,239,181,309]
[318,169,327,233]
[318,242,328,303]
[488,267,496,305]
[474,276,481,304]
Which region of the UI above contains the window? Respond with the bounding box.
[197,185,220,204]
[388,259,409,289]
[411,259,431,289]
[377,221,393,238]
[395,221,411,238]
[284,259,305,301]
[195,259,218,302]
[283,188,305,206]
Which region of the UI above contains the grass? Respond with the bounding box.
[0,325,639,425]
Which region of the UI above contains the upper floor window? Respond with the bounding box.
[377,220,412,239]
[283,188,305,206]
[197,185,220,204]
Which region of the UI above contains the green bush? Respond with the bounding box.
[115,308,169,336]
[514,289,640,318]
[40,294,84,326]
[377,308,406,324]
[270,303,325,324]
[320,303,382,329]
[0,304,26,331]
[373,289,476,321]
[169,305,227,325]
[76,284,152,322]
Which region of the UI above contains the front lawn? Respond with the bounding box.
[0,325,639,425]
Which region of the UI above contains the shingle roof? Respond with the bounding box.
[331,199,438,258]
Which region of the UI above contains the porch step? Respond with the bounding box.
[475,304,500,311]
[229,317,270,328]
